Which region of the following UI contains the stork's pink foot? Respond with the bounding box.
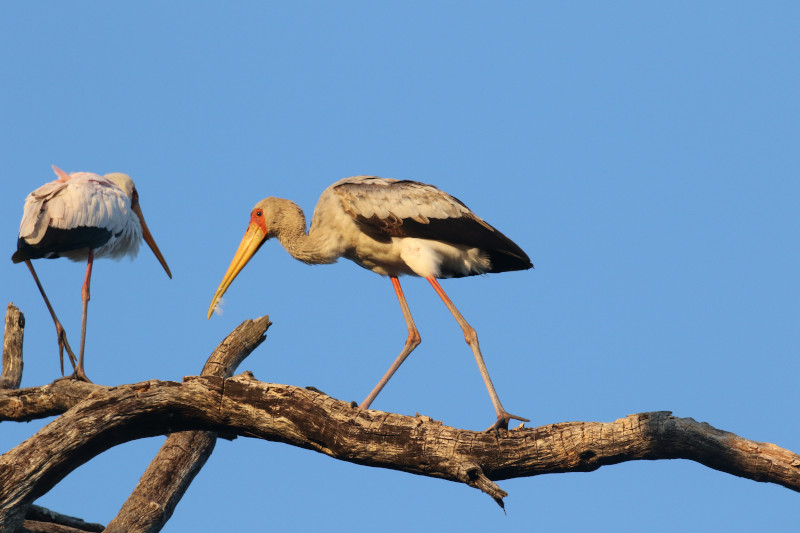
[68,367,92,383]
[55,324,77,375]
[54,370,92,384]
[485,411,529,433]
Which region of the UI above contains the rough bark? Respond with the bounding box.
[2,305,799,532]
[104,315,271,533]
[2,374,799,531]
[20,505,104,532]
[1,303,24,390]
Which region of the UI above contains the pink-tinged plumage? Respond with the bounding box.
[13,166,171,382]
[208,176,532,431]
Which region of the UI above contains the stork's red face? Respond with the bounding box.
[250,207,268,236]
[207,206,270,319]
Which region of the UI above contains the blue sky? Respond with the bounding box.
[1,2,798,531]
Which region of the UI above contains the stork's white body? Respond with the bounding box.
[16,172,144,262]
[13,166,171,382]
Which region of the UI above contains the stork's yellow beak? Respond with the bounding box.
[132,202,172,279]
[207,222,267,319]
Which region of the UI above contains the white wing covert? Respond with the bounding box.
[46,174,131,235]
[15,172,143,262]
[18,179,71,245]
[332,176,477,226]
[19,173,131,244]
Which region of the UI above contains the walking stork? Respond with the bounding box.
[12,166,172,382]
[207,176,532,430]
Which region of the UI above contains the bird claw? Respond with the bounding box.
[53,366,92,383]
[56,326,78,376]
[67,368,93,383]
[484,411,530,434]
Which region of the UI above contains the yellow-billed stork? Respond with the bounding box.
[207,176,532,431]
[12,165,172,382]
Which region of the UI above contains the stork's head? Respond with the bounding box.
[104,172,135,198]
[206,198,279,319]
[104,172,172,280]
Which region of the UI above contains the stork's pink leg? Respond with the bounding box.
[24,260,77,374]
[427,277,528,432]
[71,250,93,383]
[360,276,421,410]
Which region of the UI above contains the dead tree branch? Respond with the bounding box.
[104,315,271,533]
[21,505,104,533]
[2,373,799,531]
[1,303,24,390]
[1,306,798,532]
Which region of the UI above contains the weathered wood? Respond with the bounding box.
[1,310,798,531]
[21,505,104,532]
[2,303,25,389]
[104,431,217,533]
[21,522,95,533]
[104,315,271,533]
[0,379,106,422]
[0,316,270,532]
[2,375,798,532]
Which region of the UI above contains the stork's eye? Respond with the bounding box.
[255,210,263,217]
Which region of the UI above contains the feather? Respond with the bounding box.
[330,176,532,273]
[14,172,143,263]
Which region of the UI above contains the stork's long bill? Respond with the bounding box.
[131,197,172,279]
[207,212,267,318]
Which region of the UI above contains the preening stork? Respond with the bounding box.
[208,176,532,430]
[12,166,172,382]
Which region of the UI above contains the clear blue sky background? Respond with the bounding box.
[2,3,798,531]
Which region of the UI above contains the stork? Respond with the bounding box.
[12,166,172,382]
[208,176,532,431]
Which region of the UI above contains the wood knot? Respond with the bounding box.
[579,450,597,461]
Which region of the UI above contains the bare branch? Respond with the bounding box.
[0,379,106,422]
[105,315,271,533]
[2,374,798,531]
[22,505,104,532]
[0,314,270,532]
[0,315,270,423]
[105,431,217,533]
[2,303,24,390]
[2,310,798,531]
